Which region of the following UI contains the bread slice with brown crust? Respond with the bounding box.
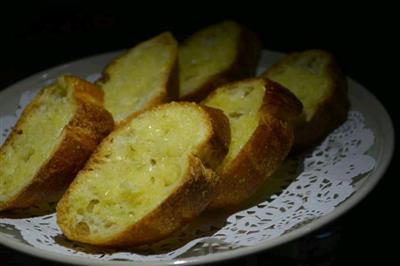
[0,75,114,211]
[203,78,302,209]
[97,32,178,125]
[261,50,349,151]
[56,102,230,247]
[179,20,261,101]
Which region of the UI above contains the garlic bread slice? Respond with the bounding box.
[203,78,302,209]
[97,32,178,125]
[57,102,230,246]
[0,75,113,211]
[179,20,261,101]
[262,50,349,151]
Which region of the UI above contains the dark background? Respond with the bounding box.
[0,5,398,265]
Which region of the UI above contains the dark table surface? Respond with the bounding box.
[0,5,398,266]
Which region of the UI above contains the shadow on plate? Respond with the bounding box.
[0,202,57,219]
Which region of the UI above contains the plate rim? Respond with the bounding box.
[0,50,395,266]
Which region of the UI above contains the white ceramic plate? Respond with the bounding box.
[0,50,394,265]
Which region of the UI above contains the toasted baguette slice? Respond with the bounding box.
[203,78,302,209]
[179,20,261,101]
[261,50,349,151]
[0,75,114,211]
[97,32,178,125]
[57,102,230,246]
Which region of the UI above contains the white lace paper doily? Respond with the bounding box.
[0,74,376,262]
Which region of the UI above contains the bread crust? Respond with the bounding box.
[262,50,350,151]
[0,76,114,211]
[180,23,261,101]
[96,32,178,126]
[56,102,230,246]
[207,78,302,209]
[196,104,231,170]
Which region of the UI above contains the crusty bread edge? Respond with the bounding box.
[57,102,230,246]
[180,23,262,102]
[0,76,114,211]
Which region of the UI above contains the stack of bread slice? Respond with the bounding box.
[0,21,349,248]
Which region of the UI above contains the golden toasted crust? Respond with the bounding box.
[196,104,230,170]
[0,76,114,210]
[262,50,349,151]
[207,78,302,209]
[179,23,261,101]
[56,102,230,246]
[96,32,178,126]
